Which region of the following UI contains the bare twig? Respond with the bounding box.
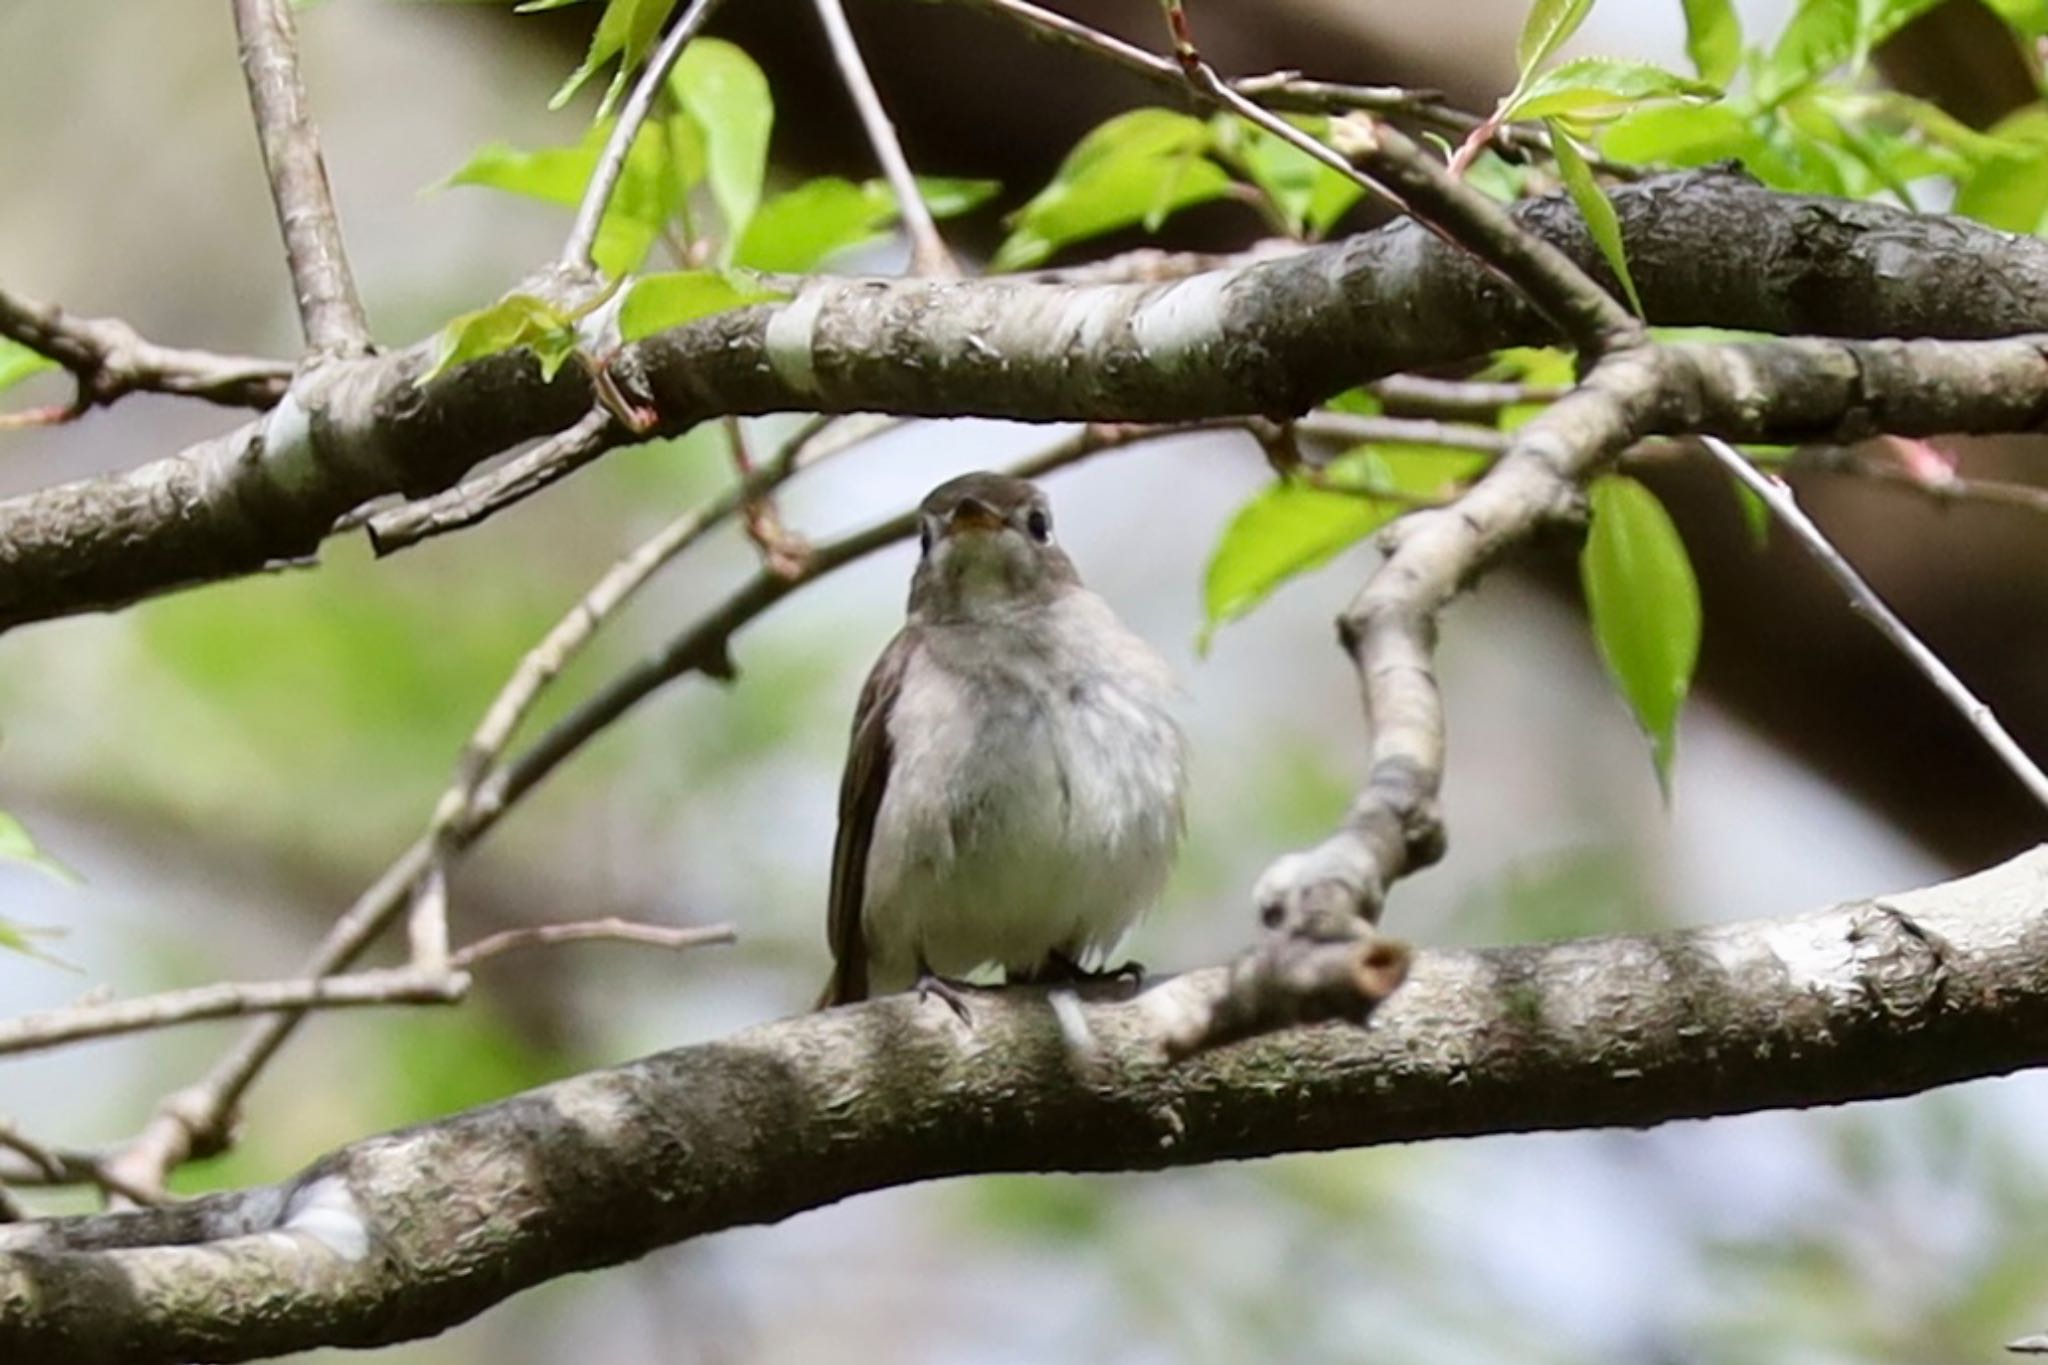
[0,285,291,413]
[1699,435,2048,811]
[1296,411,1509,456]
[365,409,619,554]
[0,968,466,1057]
[449,918,736,970]
[0,1122,163,1207]
[811,0,956,277]
[563,0,732,273]
[1369,374,1566,420]
[229,0,370,355]
[723,416,810,576]
[1793,445,2048,517]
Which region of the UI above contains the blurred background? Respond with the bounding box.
[4,0,2048,1360]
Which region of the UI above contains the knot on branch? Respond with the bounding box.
[1156,926,1412,1061]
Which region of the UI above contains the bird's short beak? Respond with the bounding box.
[946,498,1004,536]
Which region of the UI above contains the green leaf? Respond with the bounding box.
[1580,476,1701,790]
[549,0,678,115]
[1982,0,2048,37]
[1516,0,1598,78]
[1681,0,1742,85]
[419,294,580,385]
[1211,114,1363,238]
[0,338,56,395]
[1547,121,1643,315]
[440,115,702,277]
[1754,0,1943,107]
[1600,101,1757,166]
[734,177,894,272]
[618,270,783,341]
[1505,57,1718,124]
[671,38,772,248]
[992,109,1233,271]
[914,176,1003,218]
[1956,107,2048,233]
[0,810,79,885]
[1199,479,1402,647]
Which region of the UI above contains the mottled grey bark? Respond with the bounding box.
[7,171,2048,632]
[3,850,2045,1365]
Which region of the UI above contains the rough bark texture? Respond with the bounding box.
[9,172,2048,631]
[3,849,2045,1364]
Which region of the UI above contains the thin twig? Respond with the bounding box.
[811,0,956,277]
[1698,435,2048,811]
[0,285,291,413]
[0,968,466,1057]
[449,918,736,970]
[1369,374,1566,420]
[1793,446,2048,517]
[366,409,619,554]
[723,416,810,576]
[229,0,371,355]
[1296,411,1509,455]
[0,1121,164,1207]
[563,0,732,273]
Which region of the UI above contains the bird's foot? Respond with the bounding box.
[914,969,978,1025]
[1010,950,1145,996]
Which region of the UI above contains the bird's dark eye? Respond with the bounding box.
[919,523,933,556]
[1026,508,1051,542]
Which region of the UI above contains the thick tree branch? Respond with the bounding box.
[5,850,2046,1363]
[0,287,291,413]
[7,173,2048,633]
[230,0,370,356]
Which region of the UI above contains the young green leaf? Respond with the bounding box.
[914,176,1003,219]
[1504,57,1718,124]
[618,270,783,341]
[672,39,772,247]
[1211,114,1363,238]
[1981,0,2048,37]
[440,115,701,277]
[992,109,1233,271]
[419,295,580,386]
[549,0,679,115]
[1516,0,1598,78]
[1754,0,1942,107]
[0,338,56,395]
[1681,0,1742,85]
[1580,475,1701,790]
[1547,121,1644,315]
[734,177,894,271]
[1600,101,1757,167]
[1199,478,1402,649]
[0,810,79,885]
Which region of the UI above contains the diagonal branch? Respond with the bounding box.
[812,0,957,276]
[5,850,2047,1362]
[230,0,371,356]
[562,0,732,273]
[1699,435,2048,809]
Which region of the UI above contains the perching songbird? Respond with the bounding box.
[820,472,1187,1008]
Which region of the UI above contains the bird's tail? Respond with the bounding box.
[815,959,867,1011]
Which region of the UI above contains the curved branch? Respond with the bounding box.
[4,849,2046,1363]
[7,173,2048,632]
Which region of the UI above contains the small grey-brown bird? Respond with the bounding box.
[820,472,1187,1007]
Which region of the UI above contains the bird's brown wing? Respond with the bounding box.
[819,627,916,1008]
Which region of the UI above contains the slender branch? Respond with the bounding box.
[365,408,619,554]
[1370,374,1566,420]
[1698,435,2048,811]
[5,851,2048,1362]
[562,0,731,272]
[722,416,809,576]
[1794,445,2048,517]
[229,0,370,355]
[0,1122,163,1208]
[449,918,735,970]
[1296,411,1509,455]
[811,0,956,276]
[0,968,466,1057]
[0,286,291,413]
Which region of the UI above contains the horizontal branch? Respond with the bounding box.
[9,172,2048,631]
[4,849,2047,1362]
[0,286,291,412]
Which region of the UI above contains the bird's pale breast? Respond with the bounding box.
[861,589,1184,992]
